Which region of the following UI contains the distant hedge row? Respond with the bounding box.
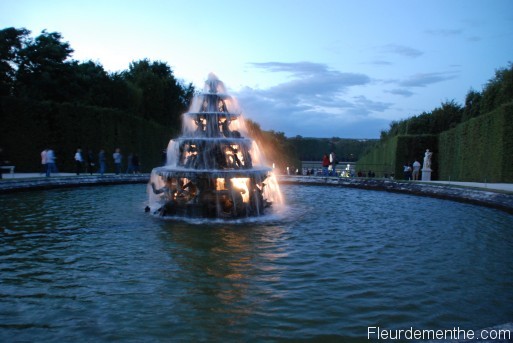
[0,97,173,172]
[356,102,513,182]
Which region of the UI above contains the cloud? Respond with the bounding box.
[348,96,392,116]
[234,62,390,138]
[425,28,481,43]
[249,62,371,96]
[379,44,423,58]
[369,60,393,66]
[385,88,415,97]
[398,71,458,87]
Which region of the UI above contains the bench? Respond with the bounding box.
[0,165,15,177]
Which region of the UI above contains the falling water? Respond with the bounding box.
[148,73,283,219]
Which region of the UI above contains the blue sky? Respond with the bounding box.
[2,0,512,138]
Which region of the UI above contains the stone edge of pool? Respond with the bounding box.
[279,175,513,214]
[0,174,150,194]
[1,174,513,214]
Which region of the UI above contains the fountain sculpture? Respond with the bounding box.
[147,73,282,219]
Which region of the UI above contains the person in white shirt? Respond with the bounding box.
[412,160,421,180]
[74,148,84,175]
[329,151,337,176]
[113,148,122,175]
[41,149,47,175]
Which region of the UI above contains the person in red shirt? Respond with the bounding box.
[322,153,330,176]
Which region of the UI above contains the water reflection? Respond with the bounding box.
[0,184,512,342]
[156,221,290,332]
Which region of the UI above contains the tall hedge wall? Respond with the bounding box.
[356,136,397,177]
[0,97,173,172]
[356,135,437,179]
[395,135,438,179]
[356,102,512,182]
[438,102,513,182]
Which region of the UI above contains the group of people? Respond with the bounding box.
[403,149,433,180]
[40,148,58,177]
[40,148,141,177]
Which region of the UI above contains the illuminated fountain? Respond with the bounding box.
[147,73,282,219]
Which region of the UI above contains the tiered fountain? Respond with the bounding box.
[147,73,282,219]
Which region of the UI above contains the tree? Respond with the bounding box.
[15,30,74,101]
[245,119,300,170]
[462,89,482,122]
[481,63,513,114]
[0,27,30,96]
[122,59,194,128]
[433,100,463,132]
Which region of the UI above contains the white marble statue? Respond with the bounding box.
[423,149,432,170]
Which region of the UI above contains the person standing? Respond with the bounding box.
[46,148,56,177]
[132,153,140,174]
[87,149,95,175]
[98,149,106,176]
[126,152,134,174]
[322,153,330,176]
[113,148,122,175]
[412,160,421,180]
[74,148,84,175]
[40,149,47,175]
[329,151,337,176]
[403,163,412,180]
[0,147,8,179]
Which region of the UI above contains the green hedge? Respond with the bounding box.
[356,136,397,177]
[356,102,513,182]
[0,97,173,172]
[356,135,437,179]
[438,102,513,182]
[395,135,438,179]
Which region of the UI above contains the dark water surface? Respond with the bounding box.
[1,184,512,342]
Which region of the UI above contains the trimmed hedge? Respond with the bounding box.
[356,102,513,182]
[356,136,397,177]
[0,97,173,172]
[395,135,438,179]
[356,135,437,179]
[438,102,513,182]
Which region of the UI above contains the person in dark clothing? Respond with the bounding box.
[0,147,9,179]
[132,154,140,174]
[87,150,95,175]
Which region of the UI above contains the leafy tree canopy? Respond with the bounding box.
[0,27,195,128]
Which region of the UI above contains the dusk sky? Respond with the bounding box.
[2,0,512,138]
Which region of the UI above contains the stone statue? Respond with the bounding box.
[423,149,432,170]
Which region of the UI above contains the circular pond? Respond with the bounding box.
[1,184,512,342]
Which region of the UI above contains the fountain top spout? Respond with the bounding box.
[206,72,226,94]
